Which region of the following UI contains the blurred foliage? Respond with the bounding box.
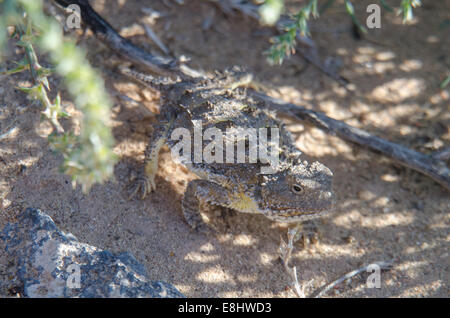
[266,0,318,65]
[0,0,117,192]
[261,0,422,65]
[259,0,284,25]
[441,75,450,89]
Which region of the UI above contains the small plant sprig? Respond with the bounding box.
[264,0,422,65]
[441,74,450,89]
[1,0,117,191]
[3,19,67,134]
[266,0,318,65]
[344,0,366,34]
[398,0,421,23]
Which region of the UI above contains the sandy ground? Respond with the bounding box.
[0,0,449,297]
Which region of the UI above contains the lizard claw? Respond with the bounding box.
[128,173,156,200]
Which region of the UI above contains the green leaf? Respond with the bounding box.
[398,0,422,23]
[311,0,319,18]
[1,63,29,75]
[379,0,394,12]
[345,0,355,15]
[441,75,450,89]
[344,0,367,33]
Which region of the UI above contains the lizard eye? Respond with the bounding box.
[291,184,303,194]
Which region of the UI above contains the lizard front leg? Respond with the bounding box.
[182,179,231,233]
[292,220,320,248]
[129,122,169,200]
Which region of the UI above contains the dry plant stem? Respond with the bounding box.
[0,125,18,141]
[52,0,203,77]
[52,0,174,76]
[251,92,450,191]
[52,0,450,192]
[432,147,450,161]
[314,259,394,298]
[294,45,349,87]
[52,0,204,79]
[279,226,311,298]
[143,24,169,55]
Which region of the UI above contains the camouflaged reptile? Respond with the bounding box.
[123,66,334,233]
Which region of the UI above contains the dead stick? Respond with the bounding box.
[51,0,450,191]
[314,259,394,298]
[52,0,202,78]
[432,147,450,161]
[251,92,450,191]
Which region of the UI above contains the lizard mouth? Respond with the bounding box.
[264,208,331,222]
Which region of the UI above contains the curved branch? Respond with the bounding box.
[251,92,450,191]
[52,0,203,78]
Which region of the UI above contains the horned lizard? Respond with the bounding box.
[123,66,334,233]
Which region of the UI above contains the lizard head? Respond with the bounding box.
[259,160,334,222]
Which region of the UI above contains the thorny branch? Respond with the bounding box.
[51,0,449,191]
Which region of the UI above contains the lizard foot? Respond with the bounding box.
[293,220,319,248]
[128,171,156,200]
[183,198,216,235]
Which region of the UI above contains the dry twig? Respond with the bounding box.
[314,259,394,298]
[250,92,450,191]
[279,226,313,298]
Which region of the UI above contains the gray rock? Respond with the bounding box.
[0,208,184,298]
